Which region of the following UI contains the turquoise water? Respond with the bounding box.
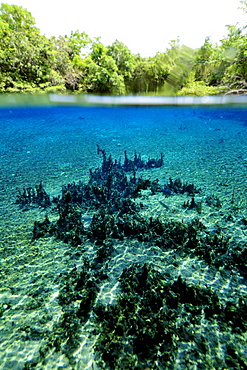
[1,105,246,191]
[1,103,247,369]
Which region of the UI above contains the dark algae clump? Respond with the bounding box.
[15,182,51,208]
[94,264,222,369]
[95,263,247,369]
[31,148,164,244]
[13,148,247,369]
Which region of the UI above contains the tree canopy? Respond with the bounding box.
[0,2,246,95]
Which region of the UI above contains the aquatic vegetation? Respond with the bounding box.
[182,196,203,213]
[15,182,51,208]
[28,265,101,368]
[31,149,163,244]
[11,147,247,368]
[150,177,200,196]
[29,149,247,277]
[166,177,200,195]
[94,263,246,369]
[205,194,222,208]
[58,266,99,321]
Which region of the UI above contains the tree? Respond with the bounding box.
[106,40,138,92]
[78,41,126,94]
[127,54,169,94]
[0,3,38,32]
[65,30,91,59]
[193,37,214,83]
[222,26,247,93]
[0,3,56,91]
[48,35,83,91]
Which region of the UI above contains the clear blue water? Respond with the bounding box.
[1,104,247,369]
[1,105,246,191]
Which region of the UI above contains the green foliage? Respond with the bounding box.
[65,30,91,59]
[177,81,223,96]
[0,4,64,92]
[221,26,247,93]
[47,36,79,91]
[192,23,247,94]
[107,40,137,78]
[0,3,37,31]
[0,2,246,95]
[79,42,126,94]
[193,37,214,83]
[128,54,169,93]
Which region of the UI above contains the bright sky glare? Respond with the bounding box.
[2,0,246,57]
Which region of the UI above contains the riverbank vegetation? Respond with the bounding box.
[0,2,246,95]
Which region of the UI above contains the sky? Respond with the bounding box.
[1,0,246,57]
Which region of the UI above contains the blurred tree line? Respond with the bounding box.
[0,2,246,95]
